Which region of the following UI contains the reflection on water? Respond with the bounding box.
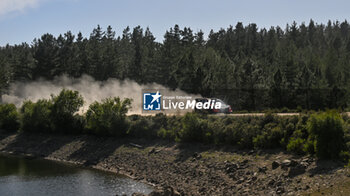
[0,154,153,196]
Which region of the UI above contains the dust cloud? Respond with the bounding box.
[1,75,199,114]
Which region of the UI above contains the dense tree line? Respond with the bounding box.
[1,90,349,160]
[1,20,350,111]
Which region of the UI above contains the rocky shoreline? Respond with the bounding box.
[0,130,349,196]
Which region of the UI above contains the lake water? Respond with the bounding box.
[0,154,153,196]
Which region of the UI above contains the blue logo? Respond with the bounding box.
[143,91,161,111]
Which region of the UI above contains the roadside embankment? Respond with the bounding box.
[0,130,349,196]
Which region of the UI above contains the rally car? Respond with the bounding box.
[194,98,232,114]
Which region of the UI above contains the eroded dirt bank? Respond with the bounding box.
[0,130,348,196]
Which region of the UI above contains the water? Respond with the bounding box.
[0,154,153,196]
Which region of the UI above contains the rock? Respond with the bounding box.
[236,178,245,184]
[172,190,181,196]
[288,164,306,177]
[148,186,180,196]
[303,185,310,190]
[272,161,280,169]
[252,176,258,181]
[243,188,250,193]
[302,157,314,163]
[148,148,156,154]
[192,152,202,160]
[259,166,267,173]
[132,193,146,196]
[268,179,275,187]
[228,172,237,180]
[248,150,255,155]
[148,191,163,196]
[154,149,162,154]
[239,159,249,168]
[275,180,283,187]
[282,159,298,167]
[276,187,285,194]
[290,159,298,167]
[226,166,236,173]
[281,159,291,167]
[129,143,143,148]
[300,161,309,168]
[281,159,298,171]
[147,148,162,155]
[241,159,249,165]
[225,163,239,173]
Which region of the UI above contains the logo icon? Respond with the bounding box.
[143,91,161,111]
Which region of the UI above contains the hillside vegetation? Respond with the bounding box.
[1,89,350,162]
[1,21,350,110]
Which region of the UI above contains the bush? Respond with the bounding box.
[209,118,226,145]
[306,111,346,159]
[177,113,210,143]
[86,97,132,136]
[287,137,306,155]
[127,116,157,138]
[20,100,53,132]
[253,123,284,149]
[280,121,298,148]
[153,113,168,130]
[339,151,350,163]
[221,123,239,145]
[51,89,84,133]
[284,128,307,153]
[157,127,176,140]
[0,103,20,131]
[163,115,181,140]
[261,112,276,126]
[237,123,259,148]
[215,116,261,148]
[19,89,85,134]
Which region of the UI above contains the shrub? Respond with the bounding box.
[218,116,261,148]
[20,100,53,132]
[177,113,210,143]
[281,107,289,113]
[0,103,20,131]
[306,111,346,159]
[261,112,276,126]
[209,118,226,145]
[280,121,297,148]
[339,151,350,163]
[303,138,316,155]
[86,97,132,136]
[127,116,157,138]
[157,127,176,140]
[237,123,259,148]
[164,115,181,140]
[153,113,168,130]
[287,137,306,155]
[51,89,84,133]
[19,89,85,134]
[296,106,303,112]
[253,123,284,149]
[221,122,240,145]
